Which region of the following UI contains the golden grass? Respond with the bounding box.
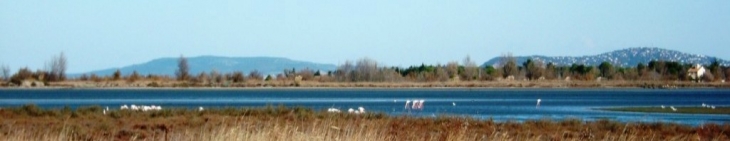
[1,105,729,141]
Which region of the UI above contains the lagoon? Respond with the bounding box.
[1,88,729,126]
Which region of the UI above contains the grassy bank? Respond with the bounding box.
[1,105,729,141]
[601,106,730,115]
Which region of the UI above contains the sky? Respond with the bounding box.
[1,1,729,73]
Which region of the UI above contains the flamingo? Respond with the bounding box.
[536,99,542,108]
[418,100,425,109]
[327,108,341,113]
[411,100,419,109]
[405,100,411,109]
[358,107,365,113]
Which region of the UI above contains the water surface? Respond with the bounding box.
[1,88,728,126]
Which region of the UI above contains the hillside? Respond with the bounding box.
[75,56,337,76]
[482,47,730,67]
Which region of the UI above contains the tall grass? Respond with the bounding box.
[1,104,728,141]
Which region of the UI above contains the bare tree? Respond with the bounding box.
[248,70,263,80]
[500,53,518,78]
[380,68,403,82]
[335,61,354,82]
[446,61,459,79]
[545,63,556,80]
[176,55,190,81]
[46,52,67,81]
[128,70,141,82]
[726,68,730,81]
[435,66,450,82]
[1,65,9,81]
[209,69,222,84]
[195,71,208,84]
[298,68,315,80]
[462,55,478,81]
[355,58,378,81]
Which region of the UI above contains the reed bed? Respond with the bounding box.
[1,105,728,141]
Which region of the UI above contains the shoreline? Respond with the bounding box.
[2,80,728,89]
[600,106,730,115]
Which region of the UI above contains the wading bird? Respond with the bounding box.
[670,106,677,112]
[358,107,365,113]
[536,99,542,108]
[327,108,341,113]
[411,100,419,109]
[405,100,411,109]
[419,100,425,109]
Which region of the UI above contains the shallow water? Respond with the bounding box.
[1,88,729,126]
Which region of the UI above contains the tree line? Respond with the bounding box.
[3,53,730,86]
[2,52,67,85]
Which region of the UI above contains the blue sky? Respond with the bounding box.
[1,1,729,73]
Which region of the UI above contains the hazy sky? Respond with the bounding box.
[1,1,729,73]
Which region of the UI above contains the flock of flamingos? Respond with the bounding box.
[101,98,715,116]
[104,99,549,115]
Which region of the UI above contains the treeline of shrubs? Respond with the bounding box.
[3,56,730,86]
[311,57,730,83]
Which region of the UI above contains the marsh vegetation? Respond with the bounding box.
[1,105,728,141]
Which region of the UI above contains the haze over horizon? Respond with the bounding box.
[2,1,729,73]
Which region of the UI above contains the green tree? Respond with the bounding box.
[265,75,273,81]
[113,69,122,80]
[10,67,34,85]
[598,62,614,78]
[231,71,245,83]
[709,59,722,80]
[523,59,544,80]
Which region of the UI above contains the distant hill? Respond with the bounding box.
[482,47,730,67]
[74,56,337,77]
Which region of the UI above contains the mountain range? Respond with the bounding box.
[75,47,727,77]
[482,47,730,67]
[75,56,337,77]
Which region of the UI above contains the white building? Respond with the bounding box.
[687,64,706,81]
